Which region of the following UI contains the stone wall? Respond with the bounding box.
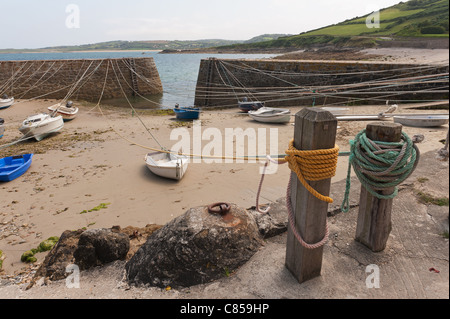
[0,57,163,102]
[194,58,449,108]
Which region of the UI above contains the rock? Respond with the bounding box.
[125,204,264,288]
[248,197,288,239]
[27,229,84,289]
[74,228,130,270]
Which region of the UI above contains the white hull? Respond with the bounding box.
[393,115,449,127]
[321,107,350,116]
[249,107,291,123]
[19,113,64,141]
[145,152,189,181]
[0,97,14,109]
[48,103,78,121]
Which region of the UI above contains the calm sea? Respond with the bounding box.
[0,51,278,109]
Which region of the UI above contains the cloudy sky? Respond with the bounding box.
[1,0,403,49]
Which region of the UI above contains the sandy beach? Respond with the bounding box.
[0,96,448,275]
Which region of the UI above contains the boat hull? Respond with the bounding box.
[0,98,14,110]
[48,104,78,121]
[239,101,264,113]
[145,152,189,180]
[0,118,4,138]
[249,107,291,123]
[393,115,449,127]
[174,108,200,120]
[0,154,33,182]
[19,114,64,141]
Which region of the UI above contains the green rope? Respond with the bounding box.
[341,129,420,213]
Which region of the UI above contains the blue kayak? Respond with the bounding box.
[0,154,33,182]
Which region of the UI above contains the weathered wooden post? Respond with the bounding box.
[355,122,403,252]
[285,107,337,284]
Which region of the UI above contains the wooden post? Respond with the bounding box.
[355,122,403,252]
[285,107,337,284]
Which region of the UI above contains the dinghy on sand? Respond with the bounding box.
[0,154,33,182]
[144,152,189,181]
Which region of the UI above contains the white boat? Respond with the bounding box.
[321,107,350,116]
[144,152,189,181]
[19,113,64,141]
[248,107,291,124]
[0,96,14,110]
[393,115,449,128]
[48,101,78,121]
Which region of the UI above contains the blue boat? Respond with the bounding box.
[0,154,33,182]
[238,98,264,113]
[174,106,200,120]
[0,118,4,138]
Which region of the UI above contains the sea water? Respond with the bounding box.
[0,51,278,109]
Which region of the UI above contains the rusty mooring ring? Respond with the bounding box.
[207,202,231,215]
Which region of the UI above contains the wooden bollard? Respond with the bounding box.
[355,122,403,252]
[285,107,337,284]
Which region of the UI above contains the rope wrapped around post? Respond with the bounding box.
[256,139,339,249]
[341,129,420,213]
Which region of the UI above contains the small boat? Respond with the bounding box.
[145,152,189,181]
[393,115,449,128]
[321,107,350,116]
[0,118,4,138]
[48,101,78,121]
[238,98,264,113]
[173,106,200,120]
[0,95,14,110]
[249,107,291,124]
[19,113,64,141]
[0,154,33,182]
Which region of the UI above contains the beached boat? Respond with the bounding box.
[248,107,291,124]
[0,154,33,182]
[0,118,4,138]
[238,98,264,113]
[174,106,200,120]
[0,96,14,110]
[393,115,449,128]
[48,101,79,121]
[321,107,350,116]
[19,113,64,141]
[145,152,189,181]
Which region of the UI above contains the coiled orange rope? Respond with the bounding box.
[256,139,340,249]
[284,139,340,204]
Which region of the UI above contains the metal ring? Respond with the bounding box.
[207,202,231,215]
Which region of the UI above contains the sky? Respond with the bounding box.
[0,0,404,49]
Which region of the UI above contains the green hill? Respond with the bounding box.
[219,0,449,50]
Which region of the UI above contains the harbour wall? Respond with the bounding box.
[0,57,163,102]
[194,58,449,108]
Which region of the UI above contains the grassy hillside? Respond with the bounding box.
[0,35,289,53]
[219,0,449,50]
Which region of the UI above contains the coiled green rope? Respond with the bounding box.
[341,129,420,213]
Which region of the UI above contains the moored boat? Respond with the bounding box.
[238,98,264,113]
[0,118,4,138]
[0,154,33,182]
[144,151,189,181]
[0,95,14,110]
[173,106,200,120]
[48,101,79,121]
[248,107,291,124]
[393,115,449,128]
[19,113,64,141]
